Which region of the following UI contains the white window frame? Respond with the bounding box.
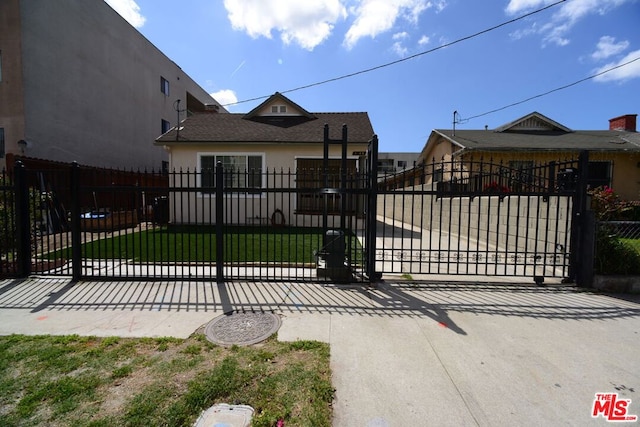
[270,105,287,114]
[197,152,266,198]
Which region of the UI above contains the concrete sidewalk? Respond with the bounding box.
[0,276,639,426]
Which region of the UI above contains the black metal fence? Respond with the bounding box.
[1,161,369,283]
[1,151,595,285]
[372,155,587,281]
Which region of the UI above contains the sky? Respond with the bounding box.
[104,0,640,152]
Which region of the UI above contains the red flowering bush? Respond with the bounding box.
[589,186,631,221]
[589,186,640,274]
[483,181,510,194]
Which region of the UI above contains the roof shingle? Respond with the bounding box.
[156,112,375,145]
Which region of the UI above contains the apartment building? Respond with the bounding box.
[0,0,224,170]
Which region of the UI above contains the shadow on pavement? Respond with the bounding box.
[0,277,638,328]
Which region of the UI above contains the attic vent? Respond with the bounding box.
[271,105,287,114]
[514,117,553,131]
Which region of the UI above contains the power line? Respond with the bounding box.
[464,55,640,121]
[223,0,567,107]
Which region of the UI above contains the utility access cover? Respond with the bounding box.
[204,311,281,346]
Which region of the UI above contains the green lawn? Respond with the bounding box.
[0,334,332,427]
[621,238,640,255]
[47,225,364,265]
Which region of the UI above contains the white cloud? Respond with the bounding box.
[223,0,346,50]
[592,36,629,61]
[392,42,409,56]
[505,0,630,46]
[393,31,409,40]
[391,32,409,56]
[222,0,445,51]
[104,0,145,28]
[344,0,434,49]
[210,89,239,106]
[418,35,430,45]
[593,49,640,83]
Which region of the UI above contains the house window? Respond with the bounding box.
[199,153,264,195]
[587,161,612,189]
[397,160,407,169]
[161,76,170,96]
[161,119,171,134]
[433,168,443,182]
[508,160,534,189]
[0,128,4,158]
[296,158,358,214]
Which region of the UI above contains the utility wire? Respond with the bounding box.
[465,55,640,121]
[223,0,567,106]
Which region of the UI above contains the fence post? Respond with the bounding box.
[215,161,224,283]
[70,161,82,281]
[366,135,380,282]
[14,161,31,277]
[570,150,592,287]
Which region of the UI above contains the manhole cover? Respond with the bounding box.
[204,311,282,346]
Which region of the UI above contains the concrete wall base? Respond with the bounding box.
[593,275,640,293]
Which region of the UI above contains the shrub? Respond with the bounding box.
[589,186,640,275]
[594,226,640,275]
[589,186,632,221]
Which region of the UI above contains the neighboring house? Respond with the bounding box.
[417,112,640,200]
[0,0,224,171]
[155,92,375,225]
[377,152,419,175]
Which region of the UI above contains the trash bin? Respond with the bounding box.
[316,229,351,282]
[324,229,345,269]
[152,196,169,225]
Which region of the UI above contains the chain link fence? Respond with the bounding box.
[595,221,640,275]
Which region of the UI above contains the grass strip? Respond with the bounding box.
[0,333,332,427]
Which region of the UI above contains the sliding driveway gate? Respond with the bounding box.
[367,148,590,283]
[1,145,592,284]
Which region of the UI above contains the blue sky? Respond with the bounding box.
[105,0,640,152]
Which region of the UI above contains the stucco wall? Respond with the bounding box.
[166,142,370,227]
[0,0,26,166]
[459,151,639,201]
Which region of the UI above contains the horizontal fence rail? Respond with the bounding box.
[3,163,369,283]
[373,157,580,279]
[1,154,588,283]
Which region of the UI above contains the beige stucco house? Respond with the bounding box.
[155,93,375,225]
[416,112,640,201]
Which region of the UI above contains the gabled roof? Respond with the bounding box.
[156,92,374,145]
[494,111,572,133]
[419,111,640,161]
[244,92,316,120]
[430,129,640,153]
[156,113,374,144]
